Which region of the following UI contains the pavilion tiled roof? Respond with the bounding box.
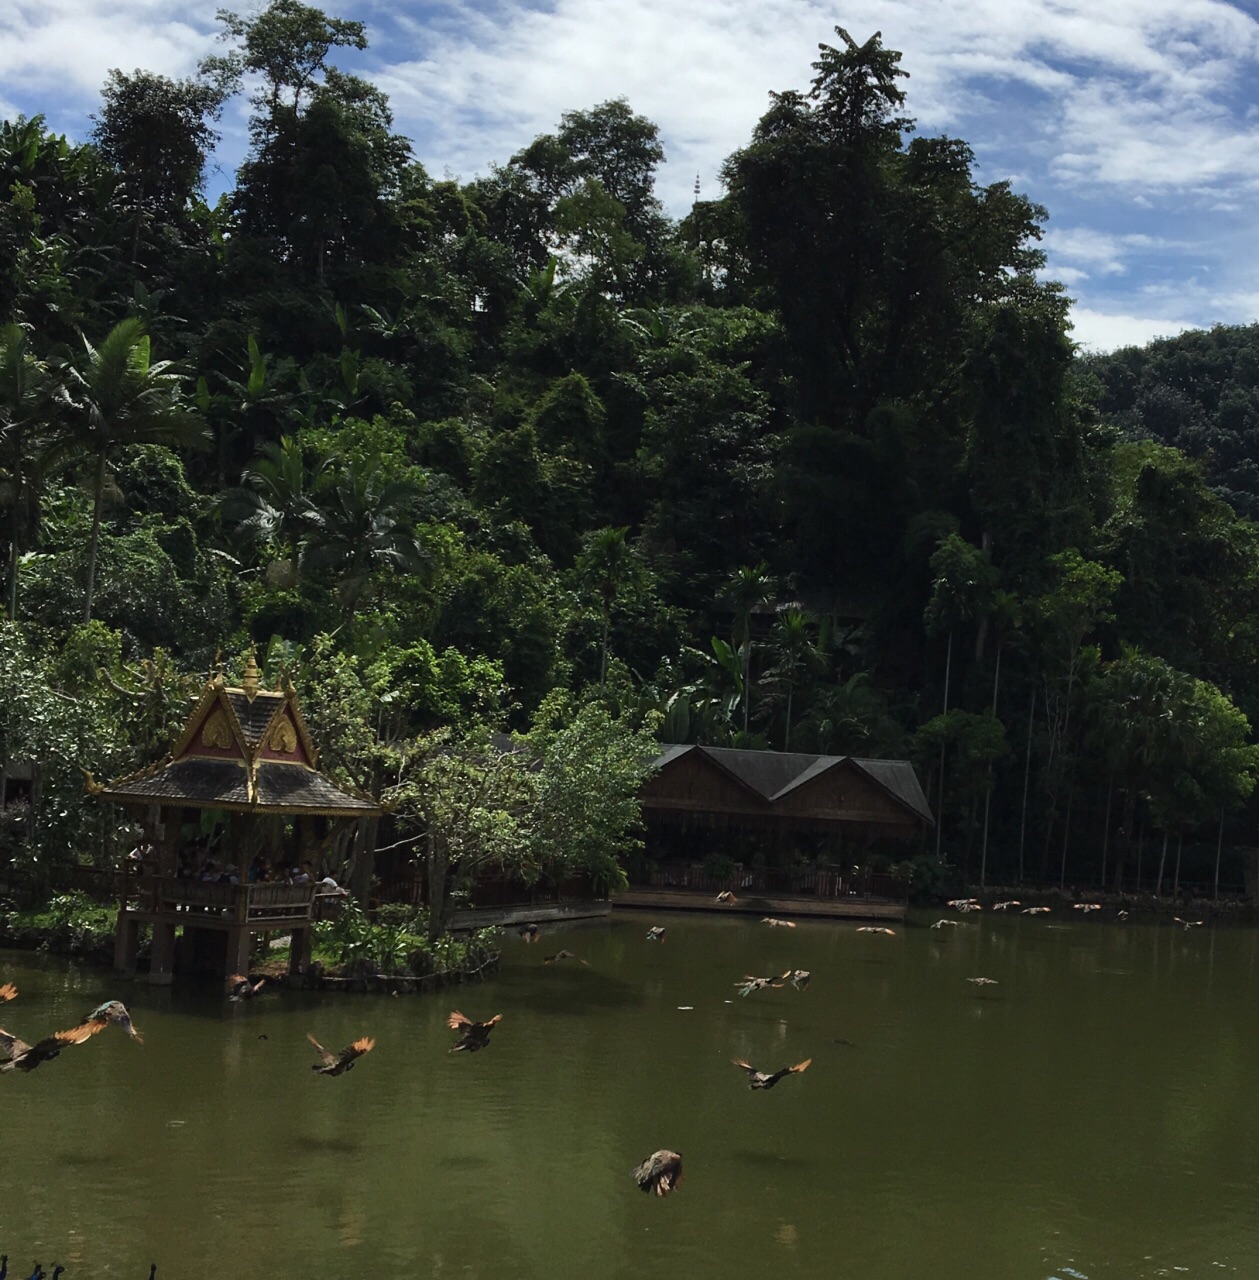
[89,658,381,818]
[647,745,933,826]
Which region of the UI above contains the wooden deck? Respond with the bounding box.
[613,886,906,921]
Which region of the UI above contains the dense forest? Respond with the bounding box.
[2,3,1258,901]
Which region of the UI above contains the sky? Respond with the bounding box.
[4,0,1259,351]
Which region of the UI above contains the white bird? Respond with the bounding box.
[761,917,796,928]
[1174,917,1204,930]
[947,898,982,913]
[1072,903,1101,913]
[856,926,896,936]
[930,919,961,930]
[992,901,1020,911]
[966,977,999,986]
[1021,906,1051,915]
[715,891,737,905]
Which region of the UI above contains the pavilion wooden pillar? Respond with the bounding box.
[149,920,177,985]
[114,915,140,975]
[289,926,313,976]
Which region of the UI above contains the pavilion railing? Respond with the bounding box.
[641,862,908,902]
[121,875,318,923]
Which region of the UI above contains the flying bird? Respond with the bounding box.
[1174,917,1204,930]
[735,974,784,997]
[0,1020,103,1072]
[632,1149,683,1196]
[0,983,16,1003]
[81,1000,143,1042]
[947,898,982,912]
[1021,906,1051,915]
[782,969,810,991]
[543,950,588,966]
[307,1033,375,1076]
[517,923,540,944]
[448,1010,502,1053]
[646,926,666,942]
[731,1056,812,1090]
[992,901,1020,911]
[930,919,961,930]
[761,917,796,928]
[856,926,896,935]
[227,974,267,1001]
[1073,903,1101,913]
[715,890,737,904]
[1117,910,1130,921]
[966,977,999,987]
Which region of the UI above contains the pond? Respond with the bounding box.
[2,909,1258,1279]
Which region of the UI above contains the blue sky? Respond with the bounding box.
[5,0,1259,350]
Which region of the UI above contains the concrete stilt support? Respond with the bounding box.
[225,926,252,977]
[289,927,312,976]
[148,921,178,985]
[113,914,140,975]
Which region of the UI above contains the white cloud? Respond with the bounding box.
[1069,306,1196,351]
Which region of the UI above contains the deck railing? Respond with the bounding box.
[122,875,318,923]
[642,862,908,902]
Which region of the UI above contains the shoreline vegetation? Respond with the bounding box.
[4,13,1259,937]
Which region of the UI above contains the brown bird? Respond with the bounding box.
[517,923,540,943]
[761,917,796,928]
[646,926,666,942]
[735,974,784,997]
[0,1020,103,1072]
[80,1000,143,1042]
[731,1056,812,1090]
[856,926,896,935]
[930,919,961,930]
[1073,903,1101,913]
[947,898,982,912]
[227,974,267,1001]
[0,982,16,1002]
[1021,906,1051,915]
[543,950,588,966]
[632,1149,683,1196]
[308,1033,375,1076]
[715,891,737,904]
[992,901,1021,911]
[782,969,810,991]
[448,1010,502,1053]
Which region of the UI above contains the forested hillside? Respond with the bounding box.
[2,5,1257,896]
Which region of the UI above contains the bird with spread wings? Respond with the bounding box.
[632,1149,683,1196]
[0,1020,103,1072]
[308,1033,375,1076]
[731,1057,812,1090]
[448,1011,502,1053]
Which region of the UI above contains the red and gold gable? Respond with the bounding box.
[257,708,311,765]
[176,701,245,762]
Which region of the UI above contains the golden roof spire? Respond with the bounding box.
[241,649,261,700]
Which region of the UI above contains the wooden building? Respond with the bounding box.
[640,745,932,852]
[87,657,380,983]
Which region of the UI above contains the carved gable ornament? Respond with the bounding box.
[268,717,298,754]
[200,709,233,750]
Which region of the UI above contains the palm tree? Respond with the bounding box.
[59,318,207,622]
[576,526,636,689]
[219,435,336,576]
[724,563,775,738]
[765,608,822,750]
[0,324,61,620]
[302,461,430,612]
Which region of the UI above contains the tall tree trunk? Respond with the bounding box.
[1018,685,1035,883]
[7,502,19,622]
[1058,786,1074,889]
[349,815,379,902]
[743,640,752,738]
[1213,809,1224,902]
[979,641,1003,888]
[1155,830,1169,896]
[1100,782,1113,892]
[1172,832,1183,897]
[935,629,953,861]
[1113,789,1135,894]
[599,611,610,689]
[1135,821,1144,893]
[82,451,107,624]
[425,831,450,944]
[784,682,793,752]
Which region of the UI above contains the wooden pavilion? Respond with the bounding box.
[87,656,381,983]
[640,745,932,851]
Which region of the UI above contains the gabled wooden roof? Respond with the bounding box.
[88,659,380,818]
[642,745,933,828]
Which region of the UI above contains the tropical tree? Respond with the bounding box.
[0,323,60,619]
[764,608,824,749]
[58,317,207,622]
[723,562,775,738]
[302,460,430,611]
[575,525,640,689]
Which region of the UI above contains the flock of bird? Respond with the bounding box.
[3,884,1213,1256]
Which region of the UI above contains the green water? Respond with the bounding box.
[2,910,1258,1279]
